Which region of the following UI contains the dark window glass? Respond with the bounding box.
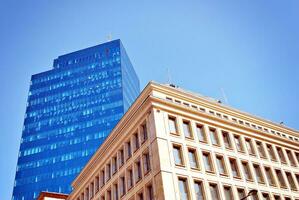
[203,152,213,172]
[222,132,232,149]
[188,149,199,169]
[173,145,184,166]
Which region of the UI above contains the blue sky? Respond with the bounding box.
[0,0,298,199]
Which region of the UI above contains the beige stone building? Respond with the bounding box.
[66,82,299,200]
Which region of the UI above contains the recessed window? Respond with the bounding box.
[241,161,253,181]
[173,145,184,166]
[256,141,266,158]
[245,138,255,155]
[202,152,214,173]
[107,189,111,200]
[209,183,220,200]
[285,171,296,190]
[223,186,233,200]
[120,176,126,197]
[119,148,124,167]
[229,158,241,178]
[196,124,206,143]
[286,150,296,166]
[135,159,142,183]
[141,123,148,143]
[183,120,193,139]
[95,176,99,193]
[178,177,190,200]
[126,141,132,160]
[106,163,111,181]
[100,169,105,187]
[253,164,264,184]
[143,151,151,174]
[133,132,140,152]
[137,192,144,200]
[194,181,205,200]
[234,135,244,152]
[127,168,133,189]
[266,144,276,161]
[188,148,199,169]
[146,184,154,200]
[264,166,276,186]
[276,147,286,163]
[275,169,287,188]
[168,116,178,134]
[216,155,227,176]
[113,183,119,200]
[209,128,219,146]
[112,156,117,174]
[237,188,246,199]
[222,131,232,149]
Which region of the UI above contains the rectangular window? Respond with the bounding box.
[143,151,151,174]
[95,176,99,193]
[253,164,264,183]
[276,147,286,163]
[106,163,111,181]
[100,169,105,187]
[178,178,190,200]
[229,158,241,178]
[126,141,132,160]
[222,131,232,149]
[135,160,142,183]
[107,190,111,200]
[120,176,126,197]
[275,169,287,188]
[119,149,124,167]
[141,123,148,143]
[127,168,133,189]
[237,188,246,199]
[168,116,178,134]
[216,155,227,175]
[202,152,214,173]
[286,150,296,166]
[196,124,206,142]
[133,132,140,151]
[209,128,219,146]
[245,138,255,155]
[264,166,275,186]
[266,144,276,161]
[256,141,266,158]
[188,148,199,169]
[285,171,296,190]
[173,145,184,166]
[90,182,94,198]
[241,161,253,181]
[146,184,154,200]
[209,183,220,200]
[113,183,119,200]
[194,180,205,200]
[223,186,233,200]
[234,135,244,152]
[137,192,144,200]
[183,120,193,139]
[112,156,117,174]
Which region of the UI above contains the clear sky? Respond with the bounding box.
[0,0,298,199]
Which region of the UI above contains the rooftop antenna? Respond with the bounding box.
[220,88,229,104]
[106,33,112,42]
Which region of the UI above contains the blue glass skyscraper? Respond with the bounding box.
[12,39,140,200]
